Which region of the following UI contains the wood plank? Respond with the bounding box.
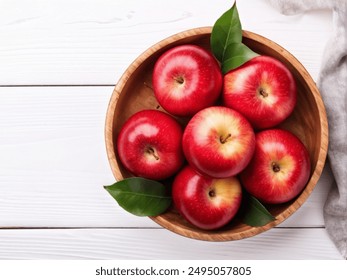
[0,228,342,260]
[0,0,332,85]
[0,86,334,228]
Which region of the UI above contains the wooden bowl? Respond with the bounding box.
[105,27,328,241]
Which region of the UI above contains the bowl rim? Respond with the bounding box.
[105,26,329,241]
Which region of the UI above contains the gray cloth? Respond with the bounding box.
[267,0,347,259]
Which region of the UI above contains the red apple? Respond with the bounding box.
[240,129,311,204]
[172,165,242,230]
[117,109,184,181]
[223,55,297,129]
[182,106,255,178]
[152,44,222,117]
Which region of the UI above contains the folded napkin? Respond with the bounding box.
[267,0,347,259]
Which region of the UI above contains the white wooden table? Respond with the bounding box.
[0,0,343,260]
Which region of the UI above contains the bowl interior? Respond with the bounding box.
[105,27,328,241]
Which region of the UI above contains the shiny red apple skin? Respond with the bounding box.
[223,55,297,129]
[182,106,255,178]
[152,44,223,117]
[240,129,311,204]
[172,165,242,230]
[117,109,184,181]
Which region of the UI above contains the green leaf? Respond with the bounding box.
[221,43,259,74]
[104,177,172,217]
[210,1,259,74]
[242,195,276,227]
[210,2,242,62]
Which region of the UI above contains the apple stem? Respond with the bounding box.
[259,88,269,98]
[209,190,215,197]
[272,162,280,172]
[146,147,160,160]
[174,76,185,85]
[220,133,232,144]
